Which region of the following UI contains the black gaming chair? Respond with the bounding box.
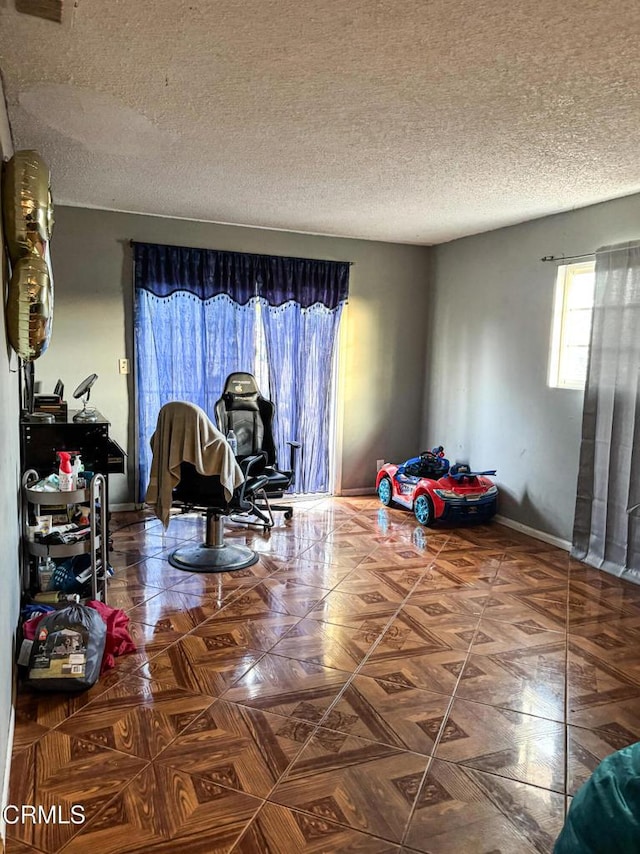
[214,372,300,521]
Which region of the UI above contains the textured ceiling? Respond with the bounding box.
[1,0,639,244]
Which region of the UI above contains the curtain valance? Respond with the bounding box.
[133,241,350,309]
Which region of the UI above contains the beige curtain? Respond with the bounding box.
[572,242,640,582]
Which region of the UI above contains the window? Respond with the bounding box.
[548,261,595,389]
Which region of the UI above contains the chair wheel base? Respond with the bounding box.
[168,543,259,573]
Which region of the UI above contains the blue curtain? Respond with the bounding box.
[262,302,344,493]
[133,241,349,500]
[134,291,258,501]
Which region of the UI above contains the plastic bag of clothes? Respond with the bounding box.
[554,741,640,853]
[26,604,106,692]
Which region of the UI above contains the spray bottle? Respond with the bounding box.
[57,451,74,491]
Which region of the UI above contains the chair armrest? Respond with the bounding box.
[285,442,301,477]
[236,474,270,512]
[239,452,267,477]
[237,453,267,506]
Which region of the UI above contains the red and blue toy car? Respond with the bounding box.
[376,446,498,526]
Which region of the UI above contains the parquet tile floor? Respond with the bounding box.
[8,496,640,853]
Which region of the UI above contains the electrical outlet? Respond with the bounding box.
[376,459,385,470]
[118,358,130,375]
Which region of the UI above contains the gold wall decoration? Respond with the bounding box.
[2,150,55,360]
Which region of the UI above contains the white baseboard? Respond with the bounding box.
[1,706,15,845]
[495,514,571,552]
[337,487,377,496]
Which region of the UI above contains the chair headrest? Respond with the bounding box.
[222,372,261,396]
[224,392,259,411]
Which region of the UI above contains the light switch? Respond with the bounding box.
[118,358,130,374]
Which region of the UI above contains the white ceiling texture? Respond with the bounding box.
[1,0,639,244]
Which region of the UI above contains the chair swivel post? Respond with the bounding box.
[205,509,225,548]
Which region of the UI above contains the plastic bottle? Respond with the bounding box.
[38,556,56,591]
[72,454,84,489]
[57,451,74,491]
[227,429,238,455]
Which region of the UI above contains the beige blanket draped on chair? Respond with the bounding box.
[146,401,244,527]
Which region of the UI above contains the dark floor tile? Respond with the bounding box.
[135,636,262,697]
[5,841,49,854]
[332,568,415,603]
[404,759,564,853]
[359,648,465,696]
[481,588,568,631]
[453,647,566,722]
[192,609,300,653]
[110,510,162,533]
[223,653,348,724]
[270,617,379,671]
[59,763,262,854]
[304,589,399,629]
[111,557,191,589]
[434,698,565,792]
[293,542,365,568]
[566,587,640,629]
[569,617,640,666]
[496,555,569,591]
[234,801,400,852]
[567,643,640,722]
[567,723,637,795]
[270,556,354,589]
[367,607,479,660]
[109,530,188,553]
[322,674,450,754]
[126,589,226,631]
[246,577,330,617]
[430,549,502,587]
[399,565,467,595]
[156,700,313,797]
[13,671,123,744]
[57,675,214,759]
[567,692,640,736]
[461,524,543,553]
[7,731,147,853]
[271,731,428,843]
[102,581,165,613]
[354,544,431,570]
[469,616,564,655]
[405,589,489,620]
[114,619,186,676]
[167,562,271,601]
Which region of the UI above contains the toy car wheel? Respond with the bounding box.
[378,476,393,506]
[414,494,434,526]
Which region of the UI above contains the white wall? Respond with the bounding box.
[38,207,432,503]
[424,192,640,541]
[0,83,20,830]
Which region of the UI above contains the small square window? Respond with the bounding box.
[548,261,595,389]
